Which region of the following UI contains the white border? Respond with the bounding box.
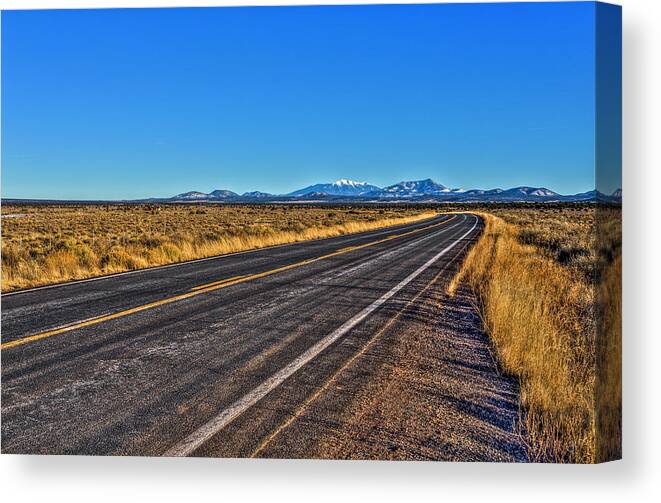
[2,1,659,503]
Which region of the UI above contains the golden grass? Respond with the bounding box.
[1,204,435,292]
[449,206,621,463]
[595,207,622,463]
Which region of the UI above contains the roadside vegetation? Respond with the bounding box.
[450,204,621,463]
[1,204,434,291]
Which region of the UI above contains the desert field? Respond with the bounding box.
[451,204,621,463]
[0,204,433,291]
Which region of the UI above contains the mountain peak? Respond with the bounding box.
[170,189,238,201]
[504,186,558,197]
[332,179,371,187]
[288,180,382,197]
[208,189,239,198]
[382,179,448,196]
[242,191,273,198]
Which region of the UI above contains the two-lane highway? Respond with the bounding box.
[1,212,482,456]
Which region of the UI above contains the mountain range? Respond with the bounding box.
[166,178,621,203]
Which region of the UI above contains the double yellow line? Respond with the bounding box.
[1,215,456,351]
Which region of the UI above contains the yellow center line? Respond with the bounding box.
[334,245,359,253]
[1,214,456,351]
[189,275,247,292]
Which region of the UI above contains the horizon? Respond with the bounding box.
[160,176,608,199]
[2,3,618,199]
[0,175,621,202]
[0,177,614,201]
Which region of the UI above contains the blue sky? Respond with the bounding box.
[2,3,604,199]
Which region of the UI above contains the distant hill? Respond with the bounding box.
[172,189,238,201]
[159,178,616,204]
[380,178,454,197]
[241,191,273,198]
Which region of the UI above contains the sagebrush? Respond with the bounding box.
[1,204,433,291]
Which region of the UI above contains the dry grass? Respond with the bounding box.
[595,207,622,462]
[485,206,597,280]
[1,204,435,292]
[449,205,621,463]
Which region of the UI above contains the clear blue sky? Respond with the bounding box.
[2,3,602,199]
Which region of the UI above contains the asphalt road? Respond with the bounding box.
[1,212,482,456]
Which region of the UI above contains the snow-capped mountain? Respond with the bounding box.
[288,179,382,197]
[242,191,273,198]
[171,191,213,201]
[171,189,238,201]
[380,179,449,197]
[499,186,558,198]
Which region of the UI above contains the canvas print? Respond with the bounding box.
[0,2,621,463]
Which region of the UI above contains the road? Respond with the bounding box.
[1,212,482,457]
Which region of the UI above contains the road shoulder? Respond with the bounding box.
[255,278,528,462]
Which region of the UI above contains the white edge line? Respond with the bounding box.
[164,214,479,457]
[1,214,444,297]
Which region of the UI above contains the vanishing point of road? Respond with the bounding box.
[1,213,482,457]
